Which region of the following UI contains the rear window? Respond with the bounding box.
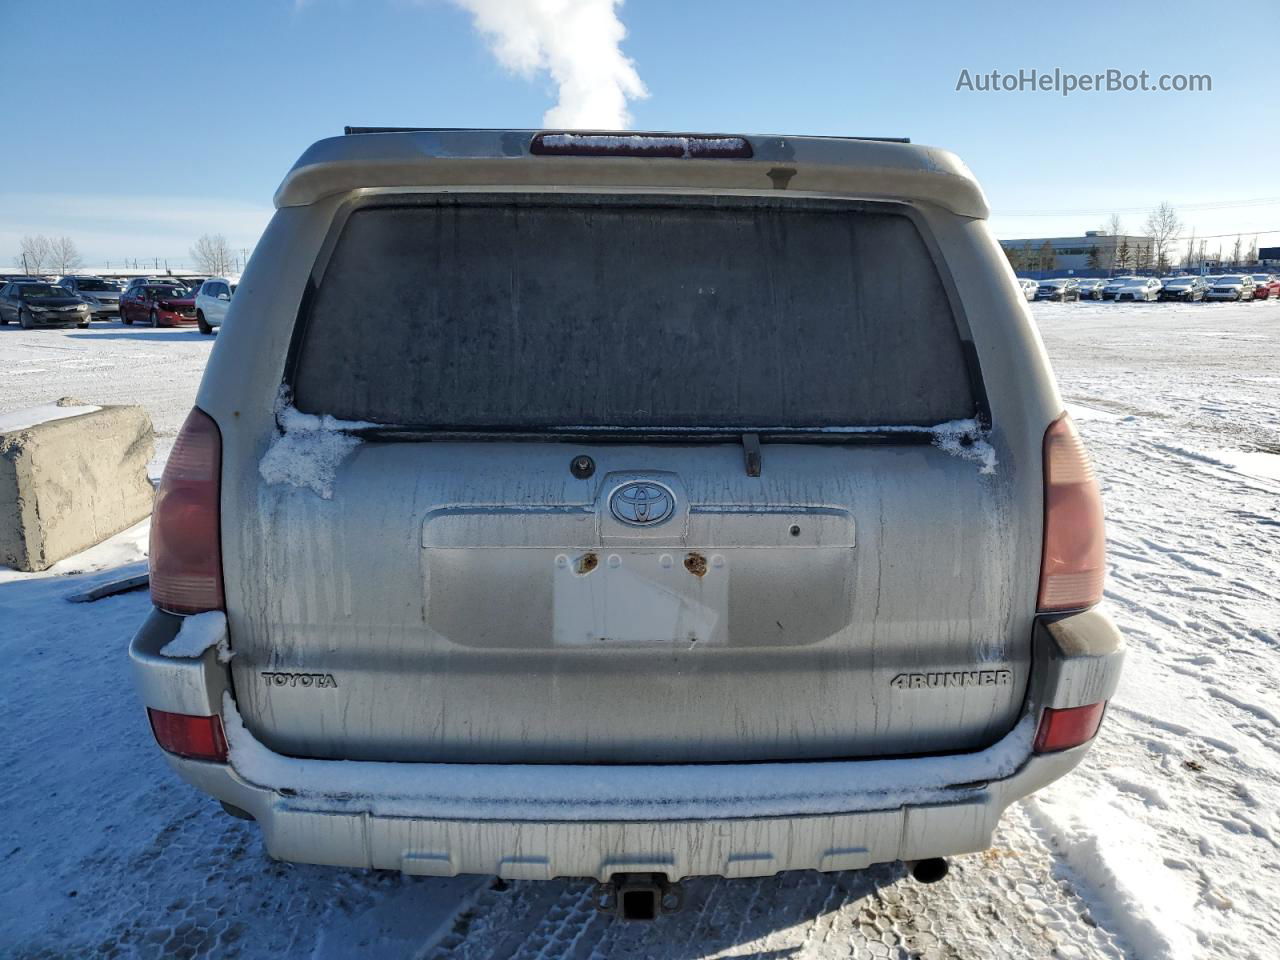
[292,196,978,430]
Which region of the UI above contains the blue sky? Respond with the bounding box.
[2,0,1275,267]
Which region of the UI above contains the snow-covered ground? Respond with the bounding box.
[1,302,1277,959]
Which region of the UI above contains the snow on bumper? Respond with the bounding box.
[129,608,1124,880]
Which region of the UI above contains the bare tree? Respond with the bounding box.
[189,233,235,276]
[1246,236,1258,266]
[1230,236,1242,268]
[47,236,84,275]
[1105,213,1124,269]
[1183,229,1197,269]
[1143,203,1181,274]
[18,235,52,275]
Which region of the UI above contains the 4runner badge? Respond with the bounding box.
[261,671,338,689]
[891,669,1012,689]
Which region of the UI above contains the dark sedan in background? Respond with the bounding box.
[1076,278,1107,300]
[1159,277,1208,301]
[1035,278,1081,301]
[0,282,92,328]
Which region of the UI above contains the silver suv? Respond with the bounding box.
[130,129,1123,911]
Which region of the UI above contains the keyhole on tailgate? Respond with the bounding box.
[684,553,708,578]
[570,455,595,479]
[576,552,599,575]
[789,524,801,537]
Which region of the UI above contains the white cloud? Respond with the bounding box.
[447,0,647,129]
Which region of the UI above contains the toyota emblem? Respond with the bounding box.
[609,481,675,526]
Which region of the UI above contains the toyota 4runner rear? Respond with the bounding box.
[130,129,1124,897]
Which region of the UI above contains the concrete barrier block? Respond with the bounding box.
[0,400,155,572]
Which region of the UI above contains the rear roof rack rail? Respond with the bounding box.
[342,126,910,143]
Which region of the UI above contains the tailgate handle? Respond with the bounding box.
[742,433,762,478]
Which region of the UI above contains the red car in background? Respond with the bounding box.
[1250,274,1280,299]
[120,283,198,327]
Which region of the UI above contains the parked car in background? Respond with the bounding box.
[1017,277,1038,301]
[57,275,123,319]
[193,278,236,334]
[1114,277,1162,302]
[1036,278,1080,301]
[1076,279,1107,300]
[123,277,173,296]
[1249,274,1279,299]
[130,129,1124,899]
[122,276,199,297]
[1159,277,1207,301]
[1205,275,1256,301]
[1101,276,1141,300]
[0,281,92,328]
[120,283,198,327]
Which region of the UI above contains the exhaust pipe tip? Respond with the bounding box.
[910,857,950,884]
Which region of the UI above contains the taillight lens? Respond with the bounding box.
[1033,702,1106,753]
[147,709,228,762]
[1038,413,1106,612]
[150,407,224,614]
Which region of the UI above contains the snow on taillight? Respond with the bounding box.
[150,407,224,614]
[1037,413,1106,612]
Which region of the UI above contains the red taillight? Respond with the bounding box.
[150,407,224,614]
[1038,413,1106,612]
[1033,702,1106,753]
[147,709,228,762]
[530,132,754,159]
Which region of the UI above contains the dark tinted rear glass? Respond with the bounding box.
[292,196,977,430]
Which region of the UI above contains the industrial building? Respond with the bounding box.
[1000,231,1154,272]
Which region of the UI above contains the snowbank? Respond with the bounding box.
[1024,785,1200,960]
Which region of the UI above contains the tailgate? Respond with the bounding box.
[231,438,1029,763]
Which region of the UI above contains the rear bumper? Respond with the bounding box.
[156,313,198,327]
[130,608,1125,880]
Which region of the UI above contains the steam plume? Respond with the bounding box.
[449,0,647,129]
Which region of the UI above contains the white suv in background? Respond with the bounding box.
[194,278,236,334]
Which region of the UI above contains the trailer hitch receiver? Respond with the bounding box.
[594,873,684,921]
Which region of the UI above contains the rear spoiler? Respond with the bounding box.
[274,129,987,218]
[342,126,911,144]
